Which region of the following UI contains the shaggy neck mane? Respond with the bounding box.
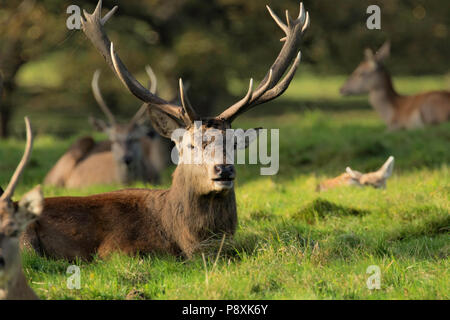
[161,164,237,256]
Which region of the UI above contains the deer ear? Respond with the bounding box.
[364,48,375,61]
[379,156,394,179]
[375,41,390,62]
[147,107,184,139]
[346,167,363,180]
[16,185,43,229]
[89,116,108,132]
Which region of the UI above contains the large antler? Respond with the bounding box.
[0,117,33,201]
[81,0,197,126]
[91,69,116,125]
[92,65,158,126]
[128,65,159,127]
[217,3,309,123]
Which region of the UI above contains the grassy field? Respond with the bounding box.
[1,74,449,299]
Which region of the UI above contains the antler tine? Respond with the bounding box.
[145,65,157,94]
[179,78,198,124]
[217,79,253,121]
[92,70,116,125]
[101,5,118,25]
[249,69,273,102]
[82,0,187,125]
[302,11,310,33]
[218,2,309,123]
[266,5,288,34]
[129,103,149,127]
[1,117,34,201]
[110,43,185,121]
[218,70,273,122]
[298,2,305,23]
[257,3,307,90]
[129,66,159,127]
[255,51,301,104]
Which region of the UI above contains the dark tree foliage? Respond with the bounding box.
[0,0,448,137]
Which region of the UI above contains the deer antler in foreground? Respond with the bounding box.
[1,118,42,300]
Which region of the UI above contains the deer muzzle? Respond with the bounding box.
[212,164,235,190]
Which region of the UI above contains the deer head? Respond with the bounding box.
[89,66,158,169]
[0,118,43,299]
[340,41,391,95]
[346,156,395,189]
[81,0,309,195]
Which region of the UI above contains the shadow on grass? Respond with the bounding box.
[291,198,370,224]
[387,212,450,242]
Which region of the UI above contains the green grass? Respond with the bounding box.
[1,75,449,300]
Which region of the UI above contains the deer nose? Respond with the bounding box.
[214,164,235,179]
[123,155,133,165]
[0,256,5,268]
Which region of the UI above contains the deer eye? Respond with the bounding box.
[188,144,195,149]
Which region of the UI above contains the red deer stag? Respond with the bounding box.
[43,66,166,188]
[23,1,309,260]
[340,42,450,130]
[1,118,42,300]
[317,156,394,192]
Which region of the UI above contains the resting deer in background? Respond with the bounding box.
[43,66,168,188]
[23,1,310,260]
[1,118,42,300]
[317,156,394,192]
[340,42,450,130]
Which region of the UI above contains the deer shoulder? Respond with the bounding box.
[43,136,95,187]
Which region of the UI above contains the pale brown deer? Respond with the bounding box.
[317,156,394,192]
[1,118,42,300]
[340,42,450,130]
[22,1,309,260]
[43,66,166,188]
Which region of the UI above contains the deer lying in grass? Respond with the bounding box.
[317,156,394,192]
[340,42,450,130]
[1,118,42,300]
[43,66,167,188]
[22,0,309,260]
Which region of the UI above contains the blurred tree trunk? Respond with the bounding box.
[0,0,34,138]
[0,72,4,137]
[0,106,11,138]
[0,55,25,138]
[0,79,17,138]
